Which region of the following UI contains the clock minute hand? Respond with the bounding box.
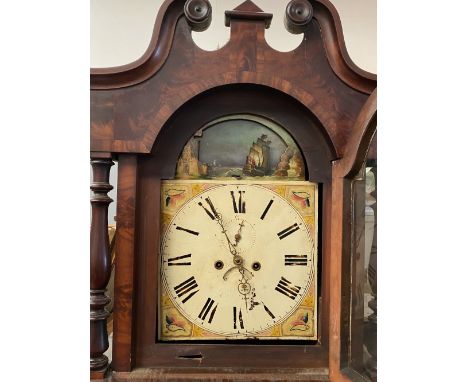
[223,229,237,255]
[215,215,238,256]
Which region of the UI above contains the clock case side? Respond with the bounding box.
[131,85,334,372]
[331,91,377,382]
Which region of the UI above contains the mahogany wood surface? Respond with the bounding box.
[131,98,333,370]
[151,85,335,181]
[90,0,377,380]
[336,90,377,178]
[90,0,374,158]
[225,0,273,28]
[113,155,139,371]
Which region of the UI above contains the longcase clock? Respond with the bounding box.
[90,0,377,381]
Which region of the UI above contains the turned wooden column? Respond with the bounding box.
[90,156,114,377]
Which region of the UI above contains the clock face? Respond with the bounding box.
[160,183,316,338]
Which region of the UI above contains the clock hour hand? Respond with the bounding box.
[213,214,238,256]
[222,266,238,281]
[223,229,237,255]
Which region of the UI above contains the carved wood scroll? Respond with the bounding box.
[90,0,376,159]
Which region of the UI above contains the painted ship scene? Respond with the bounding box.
[175,117,306,180]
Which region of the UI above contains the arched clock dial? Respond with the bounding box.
[161,183,315,337]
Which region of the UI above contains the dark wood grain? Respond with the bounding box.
[90,0,375,158]
[328,174,343,382]
[90,157,114,377]
[337,89,377,178]
[150,85,335,181]
[312,0,375,94]
[112,155,139,371]
[90,0,377,380]
[132,113,333,369]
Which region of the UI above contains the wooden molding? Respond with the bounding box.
[90,0,375,94]
[111,368,331,381]
[225,0,273,28]
[90,0,184,90]
[112,155,138,372]
[335,89,377,178]
[312,0,376,94]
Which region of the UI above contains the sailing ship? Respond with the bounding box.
[243,134,271,176]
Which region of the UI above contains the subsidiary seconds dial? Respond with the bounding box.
[161,184,314,337]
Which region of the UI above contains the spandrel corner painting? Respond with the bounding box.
[175,115,306,180]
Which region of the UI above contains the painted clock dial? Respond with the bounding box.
[161,183,315,338]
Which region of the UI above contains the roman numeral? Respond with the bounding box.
[260,199,274,220]
[277,223,300,240]
[174,276,199,303]
[285,255,308,266]
[198,197,219,220]
[233,307,244,329]
[175,226,199,236]
[275,276,301,300]
[230,191,246,213]
[263,303,275,319]
[198,298,218,323]
[168,254,191,266]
